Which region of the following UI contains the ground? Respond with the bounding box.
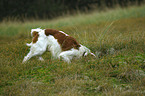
[0,5,145,96]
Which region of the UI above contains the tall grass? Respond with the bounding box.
[0,5,145,37]
[0,5,145,96]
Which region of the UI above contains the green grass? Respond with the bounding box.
[0,5,145,96]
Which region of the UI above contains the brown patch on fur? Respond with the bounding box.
[61,36,80,51]
[32,31,39,43]
[45,29,80,51]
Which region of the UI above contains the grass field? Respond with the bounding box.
[0,5,145,96]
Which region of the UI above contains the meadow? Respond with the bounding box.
[0,5,145,96]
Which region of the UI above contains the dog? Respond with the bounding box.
[22,28,96,63]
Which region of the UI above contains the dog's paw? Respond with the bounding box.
[38,57,44,61]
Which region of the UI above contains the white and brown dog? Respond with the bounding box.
[22,28,95,63]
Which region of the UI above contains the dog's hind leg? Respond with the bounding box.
[38,56,44,61]
[22,51,33,63]
[22,47,46,63]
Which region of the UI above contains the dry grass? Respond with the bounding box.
[0,5,145,96]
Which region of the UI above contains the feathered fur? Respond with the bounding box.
[22,28,95,63]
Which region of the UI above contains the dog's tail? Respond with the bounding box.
[80,45,96,57]
[26,43,32,47]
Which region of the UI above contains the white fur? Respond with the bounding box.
[59,31,69,36]
[22,29,47,63]
[31,28,43,37]
[46,35,62,58]
[22,28,95,63]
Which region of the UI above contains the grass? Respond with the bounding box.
[0,5,145,96]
